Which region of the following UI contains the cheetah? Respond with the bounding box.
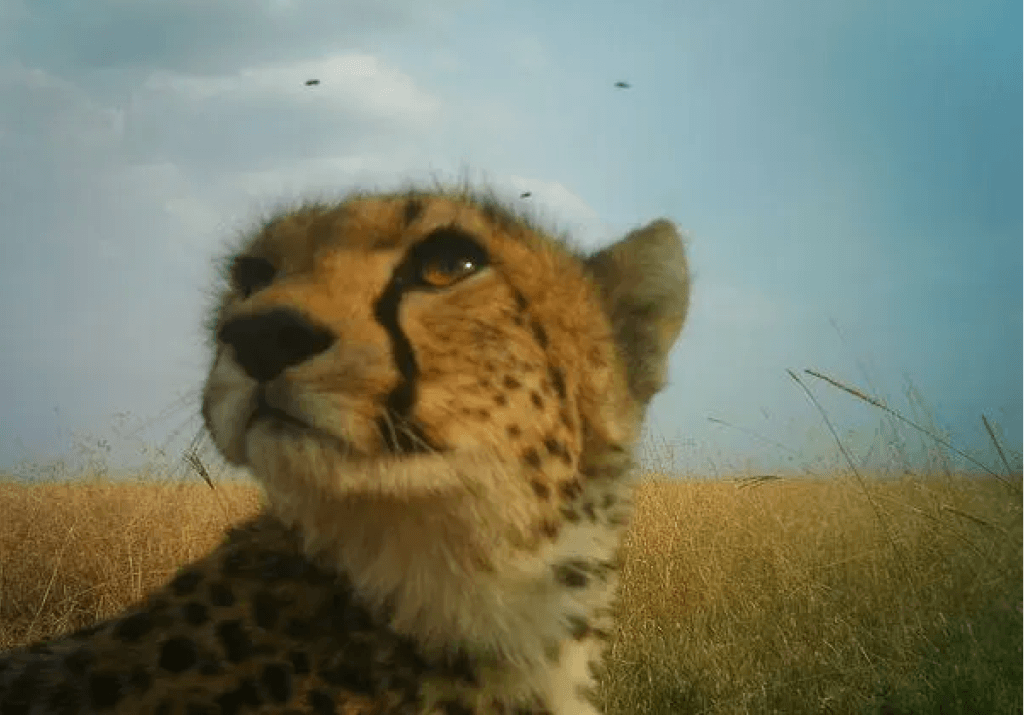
[0,186,690,714]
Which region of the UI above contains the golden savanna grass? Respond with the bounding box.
[0,479,261,648]
[0,473,1020,714]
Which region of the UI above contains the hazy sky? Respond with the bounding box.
[1,0,1020,479]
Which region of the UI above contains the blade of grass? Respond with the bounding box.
[787,369,915,597]
[981,414,1015,478]
[804,369,1019,494]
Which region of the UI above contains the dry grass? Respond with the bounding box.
[0,474,1019,714]
[602,475,1021,714]
[0,478,260,648]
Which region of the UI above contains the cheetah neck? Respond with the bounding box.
[259,451,633,671]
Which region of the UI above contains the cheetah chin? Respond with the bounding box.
[1,185,690,715]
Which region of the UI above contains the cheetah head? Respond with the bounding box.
[201,188,689,656]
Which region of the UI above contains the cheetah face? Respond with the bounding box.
[202,192,640,504]
[202,191,688,557]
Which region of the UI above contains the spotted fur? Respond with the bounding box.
[0,186,690,714]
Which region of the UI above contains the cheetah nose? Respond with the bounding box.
[218,308,335,383]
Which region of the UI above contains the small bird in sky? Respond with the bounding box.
[614,81,631,89]
[305,79,320,86]
[519,191,532,199]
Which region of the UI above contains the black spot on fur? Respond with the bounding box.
[261,663,292,702]
[553,560,591,588]
[182,601,209,625]
[507,424,522,438]
[289,650,311,674]
[159,638,198,673]
[543,437,565,458]
[567,616,591,639]
[523,448,542,469]
[560,506,581,523]
[208,581,235,607]
[63,648,94,675]
[258,551,302,581]
[217,621,253,663]
[169,570,202,596]
[285,618,312,639]
[530,392,544,409]
[113,611,154,642]
[215,678,262,715]
[253,591,282,629]
[548,365,567,400]
[530,480,551,499]
[503,375,522,390]
[443,650,480,685]
[530,319,549,348]
[128,666,153,694]
[512,288,529,313]
[87,673,122,709]
[320,658,373,695]
[308,689,336,715]
[47,683,80,715]
[559,480,582,499]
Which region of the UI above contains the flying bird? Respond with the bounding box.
[305,79,320,86]
[614,81,631,89]
[519,191,532,199]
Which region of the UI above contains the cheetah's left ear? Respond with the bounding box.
[586,219,691,407]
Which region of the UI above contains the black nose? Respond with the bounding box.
[218,308,335,382]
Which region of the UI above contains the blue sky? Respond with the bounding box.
[0,0,1020,478]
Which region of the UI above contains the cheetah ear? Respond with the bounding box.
[586,219,691,407]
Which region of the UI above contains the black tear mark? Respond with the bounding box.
[373,260,421,439]
[373,229,487,453]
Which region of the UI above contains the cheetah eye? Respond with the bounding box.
[420,255,478,288]
[231,256,276,298]
[409,228,490,289]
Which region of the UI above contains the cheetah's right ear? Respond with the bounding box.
[586,219,690,408]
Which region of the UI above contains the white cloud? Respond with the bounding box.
[119,53,442,176]
[141,54,440,121]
